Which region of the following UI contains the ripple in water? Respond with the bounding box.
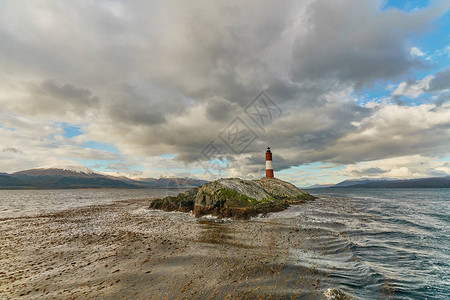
[0,189,186,219]
[263,188,450,299]
[1,188,448,299]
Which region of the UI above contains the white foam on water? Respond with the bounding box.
[323,288,356,299]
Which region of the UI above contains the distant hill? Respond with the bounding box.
[0,166,208,189]
[306,178,391,189]
[333,178,392,187]
[343,177,450,188]
[306,183,337,189]
[13,165,95,177]
[309,176,450,189]
[0,174,27,187]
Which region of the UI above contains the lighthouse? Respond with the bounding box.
[266,147,274,178]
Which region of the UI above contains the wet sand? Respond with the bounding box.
[0,198,333,299]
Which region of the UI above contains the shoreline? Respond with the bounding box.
[0,196,342,299]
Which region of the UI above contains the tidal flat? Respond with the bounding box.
[0,198,339,299]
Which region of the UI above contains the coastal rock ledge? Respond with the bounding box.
[149,177,316,219]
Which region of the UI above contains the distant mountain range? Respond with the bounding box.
[307,176,450,189]
[0,166,208,189]
[305,183,336,189]
[2,166,448,189]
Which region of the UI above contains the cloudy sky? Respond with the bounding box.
[1,0,449,186]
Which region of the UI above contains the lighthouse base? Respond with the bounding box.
[266,169,274,178]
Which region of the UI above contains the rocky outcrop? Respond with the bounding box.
[148,187,199,213]
[149,177,316,219]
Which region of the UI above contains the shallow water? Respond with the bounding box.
[0,189,184,219]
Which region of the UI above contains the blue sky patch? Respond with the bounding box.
[82,141,120,154]
[383,0,430,12]
[62,124,83,138]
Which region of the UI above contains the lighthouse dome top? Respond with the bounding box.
[266,147,271,153]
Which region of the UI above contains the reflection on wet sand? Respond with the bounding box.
[0,198,354,299]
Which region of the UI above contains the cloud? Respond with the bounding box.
[427,66,450,92]
[38,80,98,104]
[205,97,239,122]
[106,162,138,171]
[289,0,445,88]
[410,46,425,57]
[2,147,22,154]
[329,103,450,161]
[0,113,122,173]
[433,91,450,107]
[340,155,450,179]
[0,79,100,120]
[0,0,449,181]
[390,65,450,100]
[392,75,433,98]
[227,101,450,178]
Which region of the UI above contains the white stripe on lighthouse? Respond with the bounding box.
[266,160,273,170]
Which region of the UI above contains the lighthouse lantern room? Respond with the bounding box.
[265,147,274,178]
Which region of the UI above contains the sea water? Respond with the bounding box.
[0,188,448,299]
[0,189,184,219]
[265,188,450,299]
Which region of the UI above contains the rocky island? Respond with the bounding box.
[149,177,316,219]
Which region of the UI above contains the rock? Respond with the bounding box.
[253,178,316,203]
[149,187,198,212]
[149,177,316,219]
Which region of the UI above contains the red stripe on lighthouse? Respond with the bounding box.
[266,147,274,178]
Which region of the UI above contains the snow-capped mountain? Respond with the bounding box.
[13,165,96,177]
[40,165,95,174]
[1,166,208,189]
[308,177,450,188]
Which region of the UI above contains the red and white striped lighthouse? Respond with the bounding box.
[266,147,274,178]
